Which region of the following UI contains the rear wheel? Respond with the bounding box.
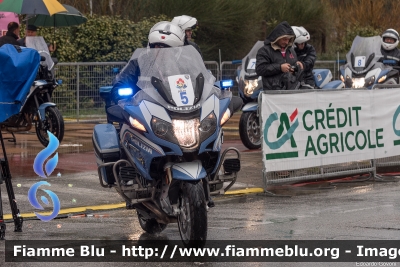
[137,211,167,234]
[35,107,64,147]
[239,111,261,149]
[178,182,207,248]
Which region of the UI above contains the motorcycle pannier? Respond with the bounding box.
[92,124,120,184]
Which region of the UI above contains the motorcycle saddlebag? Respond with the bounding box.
[92,124,120,184]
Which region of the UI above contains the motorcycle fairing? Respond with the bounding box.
[198,95,230,153]
[237,41,264,101]
[313,69,332,88]
[321,80,345,90]
[171,160,207,181]
[26,36,54,71]
[120,124,166,180]
[341,62,392,89]
[345,36,383,74]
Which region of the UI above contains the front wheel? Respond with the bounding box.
[178,182,207,248]
[239,111,261,149]
[35,106,64,147]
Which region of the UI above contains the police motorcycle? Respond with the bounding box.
[236,41,344,150]
[339,35,399,88]
[93,45,241,247]
[1,36,64,146]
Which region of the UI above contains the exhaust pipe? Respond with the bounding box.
[142,202,176,224]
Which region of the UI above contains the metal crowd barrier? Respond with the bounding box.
[53,60,341,123]
[54,62,126,122]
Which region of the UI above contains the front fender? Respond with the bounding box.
[242,102,258,112]
[38,102,56,120]
[171,160,207,181]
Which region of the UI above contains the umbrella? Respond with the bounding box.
[0,0,66,16]
[27,4,87,28]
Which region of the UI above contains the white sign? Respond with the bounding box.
[167,74,195,107]
[354,56,366,67]
[261,89,400,172]
[247,58,257,70]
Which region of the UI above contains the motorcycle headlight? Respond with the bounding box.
[129,116,146,132]
[172,119,200,148]
[151,117,178,144]
[352,78,365,88]
[220,109,231,126]
[244,79,258,96]
[364,76,375,87]
[378,75,387,83]
[199,112,217,143]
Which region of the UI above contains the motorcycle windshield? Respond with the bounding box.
[123,45,230,113]
[346,36,383,73]
[243,41,264,75]
[25,36,54,71]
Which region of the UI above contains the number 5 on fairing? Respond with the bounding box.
[180,91,188,104]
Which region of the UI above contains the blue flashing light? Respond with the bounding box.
[221,80,234,88]
[118,88,133,96]
[383,59,397,65]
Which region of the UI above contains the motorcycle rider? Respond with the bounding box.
[256,21,303,90]
[111,21,185,104]
[292,26,317,88]
[171,15,203,57]
[111,22,185,209]
[380,28,400,66]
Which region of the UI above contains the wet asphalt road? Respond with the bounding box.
[1,123,400,266]
[1,178,400,267]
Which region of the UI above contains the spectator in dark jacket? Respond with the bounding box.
[292,26,317,88]
[380,28,400,65]
[0,22,20,47]
[255,21,303,90]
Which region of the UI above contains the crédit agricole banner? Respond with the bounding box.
[262,90,400,172]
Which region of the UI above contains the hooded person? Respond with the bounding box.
[255,21,303,90]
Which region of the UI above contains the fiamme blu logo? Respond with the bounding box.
[28,131,60,222]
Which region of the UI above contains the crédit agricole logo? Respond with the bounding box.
[264,108,299,160]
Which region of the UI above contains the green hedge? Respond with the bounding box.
[21,14,169,62]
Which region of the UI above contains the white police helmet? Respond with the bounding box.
[381,28,400,51]
[148,21,185,48]
[171,15,198,30]
[292,26,310,44]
